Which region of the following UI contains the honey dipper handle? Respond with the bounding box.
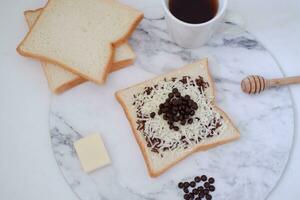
[266,76,300,87]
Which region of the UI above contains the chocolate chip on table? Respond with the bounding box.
[184,194,189,200]
[150,112,156,118]
[208,177,215,184]
[204,182,210,188]
[192,188,199,195]
[189,193,195,199]
[190,181,196,187]
[173,126,179,131]
[203,189,209,195]
[184,182,190,188]
[198,191,205,198]
[209,185,215,192]
[178,182,184,189]
[201,175,207,181]
[198,186,204,191]
[188,118,193,124]
[183,187,189,193]
[205,194,212,200]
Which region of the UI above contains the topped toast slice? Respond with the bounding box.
[116,59,240,177]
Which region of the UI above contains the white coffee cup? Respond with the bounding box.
[162,0,228,48]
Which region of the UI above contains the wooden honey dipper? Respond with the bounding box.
[241,75,300,94]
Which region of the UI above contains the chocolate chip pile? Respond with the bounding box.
[154,88,198,131]
[178,175,216,200]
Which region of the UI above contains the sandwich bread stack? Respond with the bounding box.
[17,0,143,93]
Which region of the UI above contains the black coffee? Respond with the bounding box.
[169,0,218,24]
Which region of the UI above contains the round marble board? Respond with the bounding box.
[49,4,294,200]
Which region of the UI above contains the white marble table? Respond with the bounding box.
[0,0,300,200]
[49,17,294,199]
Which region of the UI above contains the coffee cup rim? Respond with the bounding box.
[161,0,228,27]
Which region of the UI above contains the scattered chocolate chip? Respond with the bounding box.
[184,194,189,200]
[204,182,210,188]
[184,182,189,188]
[208,177,215,184]
[173,126,179,131]
[199,191,205,198]
[201,175,207,181]
[190,194,195,199]
[190,110,195,116]
[174,116,180,122]
[198,186,204,191]
[172,88,179,93]
[205,194,212,200]
[192,102,198,110]
[178,182,184,189]
[150,112,156,118]
[188,118,193,124]
[194,176,201,182]
[190,181,196,188]
[192,188,199,195]
[175,92,181,97]
[177,99,182,105]
[168,93,174,98]
[180,120,186,125]
[183,187,189,193]
[208,185,215,192]
[203,189,209,195]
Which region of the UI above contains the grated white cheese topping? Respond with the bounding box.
[133,76,226,157]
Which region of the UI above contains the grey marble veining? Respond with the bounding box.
[49,2,294,200]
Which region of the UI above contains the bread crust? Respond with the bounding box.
[17,0,143,84]
[52,59,134,94]
[55,77,86,94]
[115,59,240,177]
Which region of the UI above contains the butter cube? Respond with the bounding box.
[74,133,111,173]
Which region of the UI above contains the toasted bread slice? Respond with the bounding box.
[116,59,240,177]
[24,8,136,94]
[17,0,143,84]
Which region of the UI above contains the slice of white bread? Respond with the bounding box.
[116,58,240,177]
[17,0,143,84]
[24,8,136,94]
